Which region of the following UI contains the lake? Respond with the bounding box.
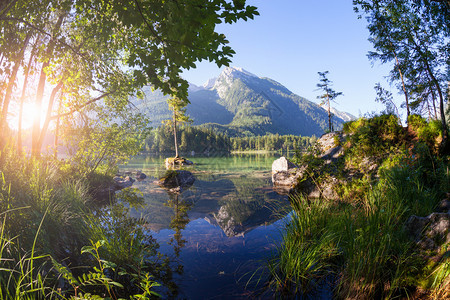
[119,154,291,299]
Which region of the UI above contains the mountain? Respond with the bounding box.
[327,106,357,122]
[136,67,355,137]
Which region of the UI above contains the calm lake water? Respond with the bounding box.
[119,154,292,299]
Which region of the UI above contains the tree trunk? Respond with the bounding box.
[36,81,63,153]
[0,34,30,142]
[0,0,19,19]
[54,98,62,159]
[173,112,179,158]
[424,60,448,151]
[31,14,64,157]
[327,95,332,132]
[392,49,410,119]
[429,80,438,119]
[18,39,37,154]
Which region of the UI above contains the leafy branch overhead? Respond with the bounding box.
[0,0,259,155]
[353,0,449,150]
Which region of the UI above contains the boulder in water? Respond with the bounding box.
[113,175,135,189]
[271,157,300,187]
[136,171,147,180]
[157,170,195,191]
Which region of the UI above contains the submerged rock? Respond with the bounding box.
[113,175,135,189]
[157,170,195,191]
[94,175,135,202]
[136,171,147,180]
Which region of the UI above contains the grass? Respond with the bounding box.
[267,196,339,297]
[0,145,166,299]
[267,115,450,299]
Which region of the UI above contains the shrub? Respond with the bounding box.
[408,114,442,152]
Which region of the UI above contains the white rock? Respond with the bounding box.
[272,156,297,173]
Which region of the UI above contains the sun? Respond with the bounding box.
[8,102,46,131]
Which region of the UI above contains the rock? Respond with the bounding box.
[272,156,297,173]
[93,186,116,202]
[136,171,147,180]
[165,157,194,169]
[113,175,135,189]
[318,131,345,162]
[272,157,300,187]
[406,212,450,250]
[304,176,340,199]
[157,170,195,190]
[168,186,182,194]
[437,199,450,212]
[272,168,304,187]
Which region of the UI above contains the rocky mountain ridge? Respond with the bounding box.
[137,66,356,137]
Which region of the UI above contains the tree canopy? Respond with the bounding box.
[353,0,449,147]
[0,0,258,156]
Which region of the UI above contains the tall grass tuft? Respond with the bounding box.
[267,195,339,297]
[269,147,449,298]
[0,146,163,298]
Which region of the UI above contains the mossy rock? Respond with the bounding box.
[157,170,195,190]
[165,157,193,169]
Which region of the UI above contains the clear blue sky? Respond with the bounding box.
[182,0,398,117]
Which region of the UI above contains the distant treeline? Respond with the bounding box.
[144,125,315,154]
[230,134,315,152]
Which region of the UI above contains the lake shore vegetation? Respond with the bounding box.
[267,114,450,299]
[0,0,259,298]
[144,124,315,155]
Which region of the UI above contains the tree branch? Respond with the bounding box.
[49,91,114,121]
[0,17,87,59]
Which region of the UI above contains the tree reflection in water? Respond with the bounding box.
[165,191,193,272]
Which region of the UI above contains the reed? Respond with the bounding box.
[268,155,448,299]
[0,147,163,298]
[267,195,339,296]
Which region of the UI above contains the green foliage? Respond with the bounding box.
[343,114,404,161]
[62,108,151,177]
[231,133,313,152]
[146,125,232,154]
[267,196,338,296]
[408,114,442,151]
[0,0,259,155]
[145,124,314,154]
[428,247,450,299]
[270,114,450,298]
[52,239,161,300]
[354,0,448,136]
[0,146,176,298]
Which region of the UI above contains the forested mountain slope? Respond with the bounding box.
[137,67,355,137]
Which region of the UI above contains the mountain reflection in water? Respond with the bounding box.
[120,154,291,299]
